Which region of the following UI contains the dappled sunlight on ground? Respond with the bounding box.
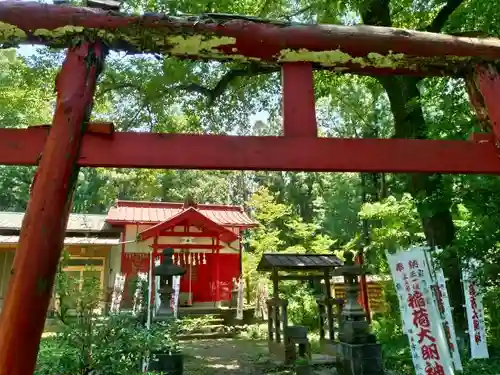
[181,338,271,374]
[181,337,337,374]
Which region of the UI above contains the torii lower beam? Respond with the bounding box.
[0,41,106,374]
[1,128,500,174]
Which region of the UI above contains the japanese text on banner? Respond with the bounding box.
[387,251,412,334]
[388,247,454,375]
[462,267,489,359]
[432,268,462,371]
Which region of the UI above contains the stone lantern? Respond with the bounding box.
[154,248,186,318]
[335,251,384,375]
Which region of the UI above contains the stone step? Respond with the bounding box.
[178,331,237,341]
[179,315,225,328]
[188,324,228,334]
[179,309,224,317]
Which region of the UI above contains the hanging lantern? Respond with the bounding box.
[188,253,192,265]
[202,253,207,265]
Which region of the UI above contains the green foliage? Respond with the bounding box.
[36,314,177,374]
[462,358,500,375]
[246,186,337,257]
[36,336,82,375]
[243,186,337,329]
[358,194,425,273]
[285,285,320,328]
[38,263,179,374]
[483,289,500,354]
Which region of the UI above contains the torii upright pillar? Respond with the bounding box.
[0,40,107,375]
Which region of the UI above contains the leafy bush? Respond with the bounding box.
[37,258,178,374]
[36,336,82,375]
[36,314,178,374]
[462,358,500,375]
[483,288,500,354]
[286,285,319,329]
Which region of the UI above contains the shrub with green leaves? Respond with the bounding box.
[36,314,178,374]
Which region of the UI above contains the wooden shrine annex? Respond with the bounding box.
[110,199,256,306]
[2,0,500,373]
[0,200,255,312]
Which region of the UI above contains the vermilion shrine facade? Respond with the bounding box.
[107,200,256,306]
[2,1,500,374]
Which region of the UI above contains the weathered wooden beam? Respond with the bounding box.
[1,1,500,76]
[1,128,500,174]
[0,41,106,374]
[275,274,325,281]
[282,63,317,137]
[151,243,224,250]
[474,65,500,143]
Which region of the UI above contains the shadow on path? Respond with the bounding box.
[181,338,336,374]
[182,338,271,374]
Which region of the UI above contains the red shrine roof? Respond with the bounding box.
[139,207,240,244]
[106,200,257,228]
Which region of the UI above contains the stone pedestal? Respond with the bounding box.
[231,289,238,308]
[156,284,173,316]
[153,248,185,322]
[335,251,384,375]
[336,342,384,375]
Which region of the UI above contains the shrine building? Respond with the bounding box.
[0,199,256,311]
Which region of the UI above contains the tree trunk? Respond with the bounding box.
[360,0,466,333]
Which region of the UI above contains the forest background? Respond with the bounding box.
[3,0,500,372]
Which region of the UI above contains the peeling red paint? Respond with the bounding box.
[0,40,106,375]
[475,65,500,142]
[1,2,500,75]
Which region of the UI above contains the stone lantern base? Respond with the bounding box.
[334,251,385,375]
[230,289,238,307]
[336,342,384,375]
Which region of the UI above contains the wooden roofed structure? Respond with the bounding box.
[257,252,343,364]
[257,253,342,272]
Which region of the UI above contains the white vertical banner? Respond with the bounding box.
[462,267,489,359]
[132,272,148,316]
[142,254,154,373]
[387,251,412,334]
[110,273,126,313]
[154,257,161,316]
[254,281,268,320]
[432,268,462,371]
[387,247,454,375]
[172,275,181,319]
[236,277,245,320]
[146,252,153,329]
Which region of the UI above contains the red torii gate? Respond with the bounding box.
[1,1,500,373]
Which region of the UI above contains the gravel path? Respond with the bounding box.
[181,338,269,374]
[181,338,336,374]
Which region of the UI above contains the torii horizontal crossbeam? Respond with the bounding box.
[2,128,500,174]
[1,1,500,76]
